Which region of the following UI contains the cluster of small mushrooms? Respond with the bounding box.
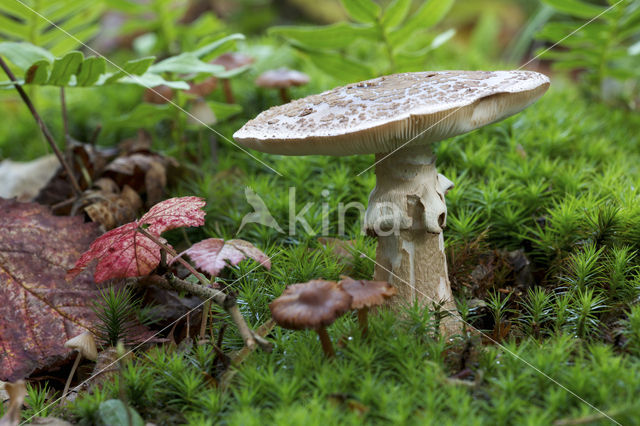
[270,277,396,357]
[237,70,550,335]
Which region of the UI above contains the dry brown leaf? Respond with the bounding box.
[0,155,60,202]
[84,185,143,230]
[0,380,26,426]
[27,417,73,425]
[144,162,166,207]
[0,199,102,381]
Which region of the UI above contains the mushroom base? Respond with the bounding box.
[373,231,459,334]
[364,144,460,335]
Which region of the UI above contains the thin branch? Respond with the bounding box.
[144,274,271,352]
[137,227,209,286]
[60,87,69,148]
[90,124,102,146]
[137,228,272,352]
[0,57,82,196]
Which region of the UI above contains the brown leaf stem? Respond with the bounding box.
[137,228,272,351]
[0,57,82,196]
[60,87,69,148]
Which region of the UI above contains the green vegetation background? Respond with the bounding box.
[1,0,640,424]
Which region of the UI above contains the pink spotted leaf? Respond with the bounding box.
[176,238,271,276]
[140,196,206,235]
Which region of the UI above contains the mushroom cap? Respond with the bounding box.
[233,70,550,156]
[339,277,397,309]
[64,331,98,361]
[255,68,310,89]
[211,52,254,71]
[270,280,352,330]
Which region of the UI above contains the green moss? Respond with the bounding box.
[4,42,640,426]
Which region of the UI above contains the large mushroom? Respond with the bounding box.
[235,71,550,334]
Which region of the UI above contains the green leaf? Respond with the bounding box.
[269,23,377,50]
[381,0,412,29]
[122,57,156,75]
[102,0,147,13]
[0,14,29,40]
[193,33,246,58]
[25,60,50,84]
[107,103,174,131]
[104,57,155,84]
[388,0,454,46]
[0,0,103,55]
[0,42,54,70]
[115,73,189,90]
[98,400,144,426]
[76,56,106,86]
[304,50,374,82]
[214,65,251,79]
[340,0,381,23]
[148,54,224,75]
[47,51,83,86]
[207,101,243,122]
[542,0,607,19]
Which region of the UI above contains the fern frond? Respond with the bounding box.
[0,0,104,55]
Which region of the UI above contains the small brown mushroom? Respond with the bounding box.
[255,68,310,103]
[61,331,98,403]
[143,84,173,104]
[339,276,397,337]
[185,76,218,97]
[211,52,254,104]
[270,280,352,357]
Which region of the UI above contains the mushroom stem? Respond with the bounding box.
[315,327,335,358]
[61,351,82,403]
[357,307,369,337]
[199,300,211,340]
[364,144,460,335]
[221,79,234,104]
[278,87,290,103]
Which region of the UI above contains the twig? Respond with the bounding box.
[90,124,102,146]
[60,87,69,148]
[199,301,211,340]
[137,227,208,285]
[137,228,271,351]
[0,57,82,196]
[145,274,271,352]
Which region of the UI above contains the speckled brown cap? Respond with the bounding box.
[233,71,550,156]
[270,280,352,330]
[339,277,397,309]
[256,68,310,88]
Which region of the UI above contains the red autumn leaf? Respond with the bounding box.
[176,238,271,276]
[67,196,206,283]
[0,199,102,381]
[140,196,206,235]
[66,222,166,283]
